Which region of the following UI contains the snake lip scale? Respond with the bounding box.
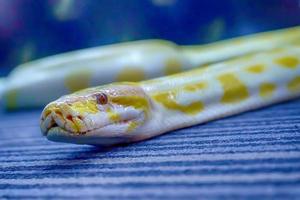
[42,113,141,136]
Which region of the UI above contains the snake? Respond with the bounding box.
[40,44,300,145]
[2,26,300,109]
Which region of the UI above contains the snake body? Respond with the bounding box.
[41,45,300,145]
[2,26,300,109]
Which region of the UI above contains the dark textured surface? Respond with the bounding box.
[0,98,300,199]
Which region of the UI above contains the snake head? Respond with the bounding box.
[40,83,152,145]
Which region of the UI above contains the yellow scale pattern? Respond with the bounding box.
[183,82,207,92]
[107,107,121,122]
[164,58,182,75]
[259,83,276,98]
[218,73,249,104]
[65,70,92,92]
[152,91,204,115]
[246,64,265,74]
[149,52,300,116]
[275,56,299,69]
[116,67,145,82]
[70,100,98,115]
[127,121,140,132]
[111,95,150,113]
[288,76,300,92]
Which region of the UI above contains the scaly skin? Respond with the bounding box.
[3,26,300,109]
[41,45,300,145]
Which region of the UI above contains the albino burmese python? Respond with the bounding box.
[2,26,300,145]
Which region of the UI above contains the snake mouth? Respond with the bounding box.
[40,107,142,137]
[40,110,82,136]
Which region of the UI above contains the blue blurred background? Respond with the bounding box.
[0,0,300,77]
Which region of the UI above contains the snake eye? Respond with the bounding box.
[96,93,108,105]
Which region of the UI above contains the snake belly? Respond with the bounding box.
[2,26,300,109]
[40,45,300,145]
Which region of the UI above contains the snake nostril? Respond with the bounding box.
[78,116,83,120]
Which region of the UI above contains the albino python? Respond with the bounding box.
[1,26,300,109]
[1,26,300,145]
[41,45,300,145]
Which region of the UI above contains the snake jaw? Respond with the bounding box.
[41,102,145,135]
